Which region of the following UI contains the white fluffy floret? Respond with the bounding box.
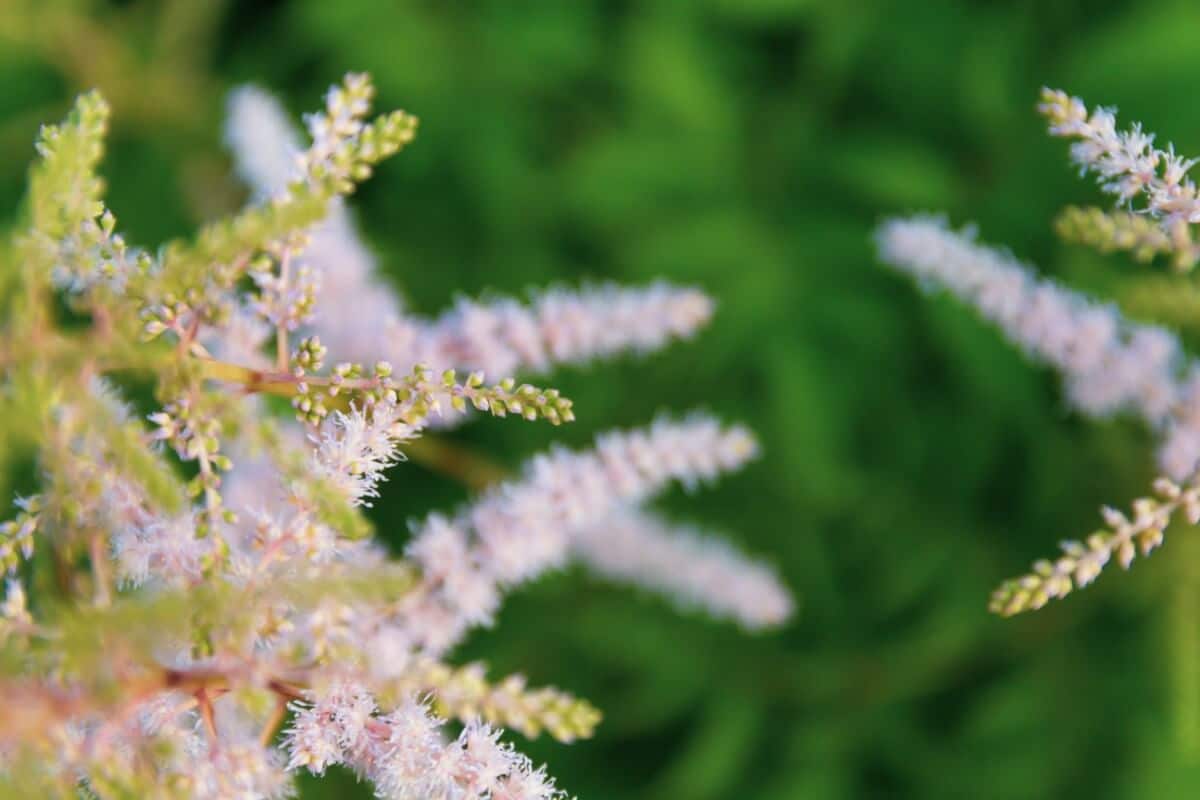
[400,415,759,653]
[571,507,793,630]
[1041,88,1200,225]
[396,282,714,378]
[877,215,1200,477]
[283,683,563,799]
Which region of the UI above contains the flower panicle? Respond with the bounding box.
[283,683,565,799]
[400,414,759,653]
[990,476,1200,616]
[29,89,110,242]
[571,507,794,630]
[392,281,716,379]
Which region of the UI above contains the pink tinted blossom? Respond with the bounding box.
[571,507,793,630]
[401,415,759,653]
[876,216,1200,476]
[284,683,562,799]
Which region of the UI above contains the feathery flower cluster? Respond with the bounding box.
[881,88,1200,615]
[876,216,1185,430]
[398,283,715,380]
[0,73,792,798]
[136,699,295,799]
[571,508,793,630]
[400,416,761,653]
[285,684,562,799]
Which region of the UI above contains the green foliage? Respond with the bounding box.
[4,1,1200,799]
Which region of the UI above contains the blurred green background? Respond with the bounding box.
[7,0,1200,797]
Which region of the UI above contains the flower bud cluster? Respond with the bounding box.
[26,90,144,295]
[301,73,418,195]
[149,395,234,534]
[249,247,319,333]
[1054,205,1191,268]
[403,659,602,743]
[990,477,1200,615]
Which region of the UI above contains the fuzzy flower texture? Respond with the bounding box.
[0,75,792,798]
[877,88,1200,616]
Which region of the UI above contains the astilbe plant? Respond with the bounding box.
[876,87,1200,617]
[0,74,794,798]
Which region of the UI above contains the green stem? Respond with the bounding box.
[196,359,304,398]
[1171,526,1200,759]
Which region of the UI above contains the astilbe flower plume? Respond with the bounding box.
[877,87,1200,616]
[0,73,793,798]
[399,415,763,653]
[570,507,793,630]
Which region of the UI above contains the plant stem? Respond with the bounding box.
[89,531,112,608]
[275,249,291,371]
